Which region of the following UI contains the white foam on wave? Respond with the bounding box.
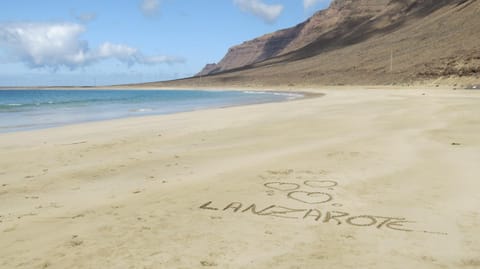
[131,108,153,113]
[273,92,303,98]
[243,90,304,99]
[243,91,268,94]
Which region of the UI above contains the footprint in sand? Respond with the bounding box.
[67,235,83,247]
[200,261,218,267]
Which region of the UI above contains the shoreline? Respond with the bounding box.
[0,89,322,135]
[0,83,460,91]
[1,87,479,268]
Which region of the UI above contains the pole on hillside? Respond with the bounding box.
[390,49,393,73]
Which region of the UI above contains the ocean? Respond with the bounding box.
[0,89,302,133]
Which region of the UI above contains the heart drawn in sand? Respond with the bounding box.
[264,182,300,191]
[304,180,338,188]
[287,191,333,204]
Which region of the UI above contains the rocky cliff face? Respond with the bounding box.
[197,23,304,76]
[197,0,392,76]
[151,0,478,87]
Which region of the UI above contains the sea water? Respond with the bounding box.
[0,89,302,133]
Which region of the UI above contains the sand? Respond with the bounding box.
[1,87,479,269]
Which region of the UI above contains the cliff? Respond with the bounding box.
[161,0,479,86]
[197,0,392,76]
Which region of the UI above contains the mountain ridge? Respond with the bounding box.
[161,0,479,87]
[198,0,394,76]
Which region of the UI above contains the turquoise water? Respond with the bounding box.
[0,89,301,133]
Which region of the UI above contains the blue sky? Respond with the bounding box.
[0,0,332,86]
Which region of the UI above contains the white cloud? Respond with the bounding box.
[96,43,185,65]
[0,22,184,70]
[234,0,283,24]
[96,43,138,64]
[0,23,89,69]
[140,0,160,17]
[139,55,185,65]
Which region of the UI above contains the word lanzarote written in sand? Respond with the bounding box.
[199,170,447,236]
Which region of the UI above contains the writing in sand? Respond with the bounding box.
[199,170,447,235]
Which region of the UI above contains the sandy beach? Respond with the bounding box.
[1,87,479,269]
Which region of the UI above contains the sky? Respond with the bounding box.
[0,0,332,86]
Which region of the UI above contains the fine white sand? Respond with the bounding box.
[1,87,479,268]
